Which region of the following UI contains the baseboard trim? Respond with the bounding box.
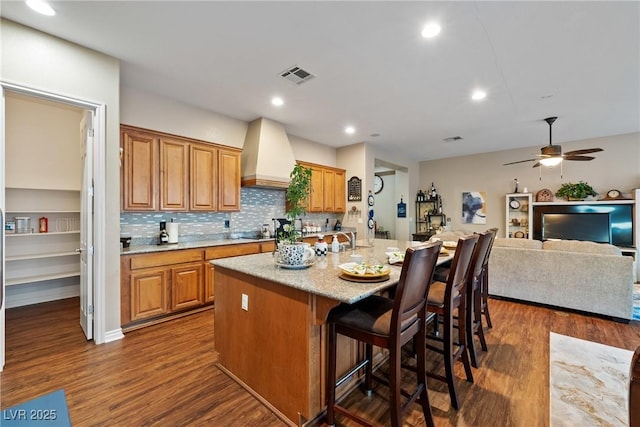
[488,294,631,323]
[103,328,124,343]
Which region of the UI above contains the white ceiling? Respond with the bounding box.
[2,1,638,162]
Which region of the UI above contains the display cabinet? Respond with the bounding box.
[414,196,446,241]
[505,193,532,238]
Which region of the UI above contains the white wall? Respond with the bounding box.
[120,86,247,148]
[373,172,396,239]
[289,134,336,167]
[5,92,82,190]
[419,132,640,235]
[1,19,121,338]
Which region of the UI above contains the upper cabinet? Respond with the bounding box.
[190,143,218,211]
[218,148,241,211]
[160,137,189,211]
[121,127,159,211]
[121,125,241,212]
[298,161,346,213]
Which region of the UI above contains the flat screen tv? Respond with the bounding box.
[542,213,611,244]
[533,202,638,248]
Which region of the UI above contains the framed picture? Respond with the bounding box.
[462,191,487,224]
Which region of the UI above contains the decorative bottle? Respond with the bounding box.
[331,235,340,253]
[431,182,437,199]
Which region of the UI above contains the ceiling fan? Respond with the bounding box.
[503,117,603,168]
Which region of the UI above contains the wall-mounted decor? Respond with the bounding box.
[347,176,362,201]
[462,191,487,224]
[397,197,406,218]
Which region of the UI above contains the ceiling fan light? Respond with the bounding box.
[540,156,563,167]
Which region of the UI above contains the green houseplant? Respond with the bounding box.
[555,181,598,200]
[279,164,313,244]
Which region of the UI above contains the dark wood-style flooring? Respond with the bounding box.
[1,297,639,426]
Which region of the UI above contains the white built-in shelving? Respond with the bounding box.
[4,188,81,306]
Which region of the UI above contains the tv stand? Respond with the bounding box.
[531,190,639,281]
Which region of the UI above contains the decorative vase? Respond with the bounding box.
[277,242,315,265]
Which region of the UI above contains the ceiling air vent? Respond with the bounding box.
[280,65,315,85]
[443,136,463,142]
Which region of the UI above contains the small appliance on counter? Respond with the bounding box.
[167,218,179,244]
[261,223,271,239]
[334,219,342,231]
[159,221,169,245]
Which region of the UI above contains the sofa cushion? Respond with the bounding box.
[542,239,621,255]
[493,237,543,249]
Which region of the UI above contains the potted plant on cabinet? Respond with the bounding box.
[555,181,598,201]
[276,164,315,265]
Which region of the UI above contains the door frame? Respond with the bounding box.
[0,81,107,370]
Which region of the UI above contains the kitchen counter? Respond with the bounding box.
[211,239,451,425]
[211,239,438,304]
[120,228,357,256]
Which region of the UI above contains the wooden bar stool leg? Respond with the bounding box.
[475,288,488,351]
[482,269,493,329]
[466,291,479,369]
[416,329,435,427]
[326,322,337,426]
[443,312,460,410]
[458,310,474,382]
[389,346,401,427]
[365,343,374,395]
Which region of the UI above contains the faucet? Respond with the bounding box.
[334,231,356,250]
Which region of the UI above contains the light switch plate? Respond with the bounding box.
[241,293,249,311]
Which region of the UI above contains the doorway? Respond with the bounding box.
[374,159,410,241]
[0,82,106,370]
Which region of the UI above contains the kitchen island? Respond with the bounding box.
[211,240,451,426]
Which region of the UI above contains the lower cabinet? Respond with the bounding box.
[171,262,204,311]
[130,267,170,322]
[122,242,269,329]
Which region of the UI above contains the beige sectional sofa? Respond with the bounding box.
[488,238,634,321]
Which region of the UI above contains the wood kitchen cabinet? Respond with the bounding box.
[160,137,189,211]
[122,242,264,329]
[204,242,261,303]
[121,127,158,211]
[218,148,241,211]
[121,248,205,328]
[121,125,241,212]
[190,143,218,211]
[298,161,346,213]
[171,262,204,311]
[129,267,170,322]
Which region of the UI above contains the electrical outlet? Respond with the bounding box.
[241,293,249,311]
[224,220,230,228]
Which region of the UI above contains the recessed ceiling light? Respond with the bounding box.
[345,126,355,135]
[271,96,284,107]
[421,22,441,38]
[471,90,487,101]
[26,0,55,16]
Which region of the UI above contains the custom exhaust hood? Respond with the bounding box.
[241,117,297,189]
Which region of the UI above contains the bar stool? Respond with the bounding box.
[464,230,496,368]
[425,234,478,410]
[325,242,442,427]
[480,227,499,329]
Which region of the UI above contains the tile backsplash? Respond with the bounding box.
[120,187,342,245]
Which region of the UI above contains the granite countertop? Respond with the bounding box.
[120,228,357,256]
[211,239,452,304]
[120,237,275,255]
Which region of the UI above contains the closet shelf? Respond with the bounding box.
[6,251,80,261]
[6,231,80,237]
[6,271,81,286]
